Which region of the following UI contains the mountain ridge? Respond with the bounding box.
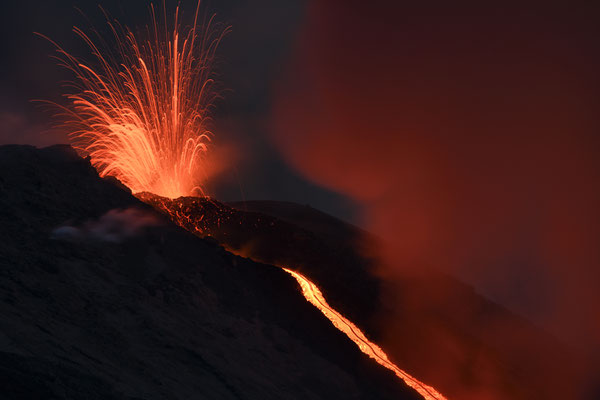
[0,144,419,400]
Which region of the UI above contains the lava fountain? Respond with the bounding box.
[38,1,229,198]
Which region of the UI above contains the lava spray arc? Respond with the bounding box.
[38,1,229,198]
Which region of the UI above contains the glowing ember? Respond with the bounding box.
[39,2,228,198]
[283,268,447,400]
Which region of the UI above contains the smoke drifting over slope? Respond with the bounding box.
[51,207,161,243]
[271,1,600,397]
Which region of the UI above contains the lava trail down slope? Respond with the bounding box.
[139,193,583,400]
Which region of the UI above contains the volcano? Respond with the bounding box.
[0,144,583,400]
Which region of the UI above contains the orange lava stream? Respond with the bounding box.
[283,268,448,400]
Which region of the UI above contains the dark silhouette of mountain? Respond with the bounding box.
[0,144,421,400]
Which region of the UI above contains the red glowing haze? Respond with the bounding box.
[271,1,600,398]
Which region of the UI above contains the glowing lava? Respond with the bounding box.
[39,2,228,198]
[283,268,447,400]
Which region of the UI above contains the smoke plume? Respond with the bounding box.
[52,207,161,243]
[271,1,600,398]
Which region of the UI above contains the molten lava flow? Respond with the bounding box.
[283,268,447,400]
[39,2,229,198]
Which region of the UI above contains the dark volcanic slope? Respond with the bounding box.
[232,201,588,399]
[0,145,421,400]
[228,200,363,245]
[137,194,381,337]
[139,195,584,399]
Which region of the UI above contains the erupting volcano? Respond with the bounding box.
[2,0,597,398]
[34,2,449,400]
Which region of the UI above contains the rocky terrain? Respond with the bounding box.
[140,194,585,399]
[0,144,420,400]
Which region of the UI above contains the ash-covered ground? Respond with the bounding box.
[0,144,421,400]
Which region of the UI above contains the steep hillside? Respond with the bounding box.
[0,144,419,400]
[140,196,584,400]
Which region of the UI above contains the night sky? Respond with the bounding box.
[0,0,358,222]
[1,0,600,371]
